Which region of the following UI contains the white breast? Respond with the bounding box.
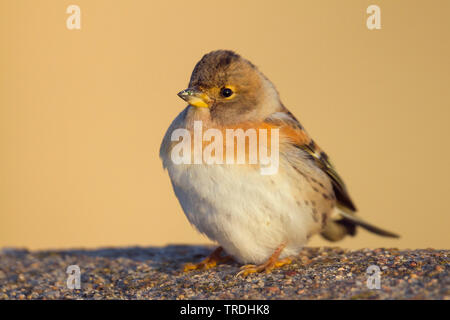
[163,158,320,264]
[159,108,323,264]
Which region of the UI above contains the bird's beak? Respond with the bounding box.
[177,88,211,108]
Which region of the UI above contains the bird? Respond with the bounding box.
[159,50,399,276]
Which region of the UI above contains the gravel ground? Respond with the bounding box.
[0,246,448,300]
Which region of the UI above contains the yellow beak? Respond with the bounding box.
[177,88,211,108]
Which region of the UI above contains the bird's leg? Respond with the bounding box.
[237,243,292,277]
[183,246,232,272]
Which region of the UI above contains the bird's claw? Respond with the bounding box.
[183,260,217,272]
[235,258,292,277]
[183,247,232,272]
[236,264,271,277]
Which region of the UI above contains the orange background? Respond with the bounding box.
[1,0,449,250]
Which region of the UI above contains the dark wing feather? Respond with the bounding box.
[266,110,399,238]
[298,142,357,212]
[266,110,356,212]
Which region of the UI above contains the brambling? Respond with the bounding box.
[160,50,399,276]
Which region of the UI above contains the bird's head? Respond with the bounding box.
[178,50,281,125]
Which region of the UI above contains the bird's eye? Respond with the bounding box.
[220,87,234,98]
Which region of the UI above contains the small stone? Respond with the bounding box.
[266,286,279,293]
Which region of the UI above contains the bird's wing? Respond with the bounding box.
[265,110,356,213]
[265,110,399,239]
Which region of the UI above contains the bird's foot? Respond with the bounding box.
[236,257,292,277]
[236,243,291,277]
[183,247,232,272]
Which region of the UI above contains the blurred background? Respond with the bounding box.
[1,0,449,250]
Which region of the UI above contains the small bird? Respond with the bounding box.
[160,50,399,276]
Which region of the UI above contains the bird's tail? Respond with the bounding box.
[321,208,400,242]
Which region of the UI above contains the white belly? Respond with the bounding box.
[165,160,320,264]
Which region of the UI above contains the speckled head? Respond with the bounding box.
[178,50,282,125]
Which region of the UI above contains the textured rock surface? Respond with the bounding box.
[0,246,448,300]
